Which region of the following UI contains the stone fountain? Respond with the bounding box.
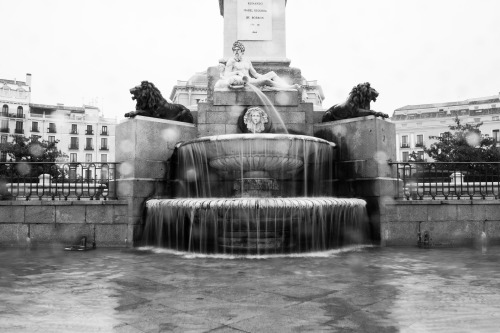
[116,0,397,253]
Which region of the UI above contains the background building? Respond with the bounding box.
[1,74,117,164]
[391,93,500,161]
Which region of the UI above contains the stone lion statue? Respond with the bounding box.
[322,82,388,122]
[124,81,194,123]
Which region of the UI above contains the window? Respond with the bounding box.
[70,137,79,149]
[31,135,41,141]
[402,152,409,162]
[101,154,107,163]
[418,151,425,161]
[1,104,8,116]
[1,135,7,143]
[85,154,92,162]
[100,138,108,149]
[493,130,499,143]
[16,106,23,118]
[401,135,409,148]
[0,152,7,162]
[101,125,108,135]
[48,123,56,133]
[32,121,39,132]
[71,124,78,134]
[493,116,499,121]
[86,125,93,135]
[70,153,77,162]
[15,121,23,134]
[1,119,8,132]
[416,134,424,147]
[48,136,55,143]
[85,138,93,149]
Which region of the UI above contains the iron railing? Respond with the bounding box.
[389,162,500,200]
[0,162,119,201]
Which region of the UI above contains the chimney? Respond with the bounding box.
[26,73,32,86]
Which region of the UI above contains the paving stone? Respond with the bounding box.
[0,247,500,332]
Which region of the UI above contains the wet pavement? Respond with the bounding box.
[1,246,500,332]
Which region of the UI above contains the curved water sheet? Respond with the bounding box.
[137,244,375,259]
[143,198,370,254]
[171,133,337,198]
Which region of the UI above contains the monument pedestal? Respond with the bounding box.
[115,116,197,245]
[200,66,315,136]
[314,116,398,242]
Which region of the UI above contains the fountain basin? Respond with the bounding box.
[177,134,336,178]
[144,197,369,254]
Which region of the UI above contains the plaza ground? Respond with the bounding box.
[1,246,500,332]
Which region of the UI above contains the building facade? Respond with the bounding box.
[391,93,500,161]
[1,74,117,166]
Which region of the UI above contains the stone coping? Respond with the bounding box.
[315,115,386,126]
[0,200,128,206]
[388,199,500,205]
[119,115,196,127]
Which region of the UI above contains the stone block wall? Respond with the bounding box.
[313,116,397,241]
[199,94,315,136]
[0,200,128,247]
[382,200,500,247]
[115,116,198,244]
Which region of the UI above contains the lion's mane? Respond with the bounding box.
[124,81,194,124]
[322,82,387,122]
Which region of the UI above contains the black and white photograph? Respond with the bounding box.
[1,0,500,332]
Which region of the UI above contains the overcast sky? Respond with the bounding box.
[2,0,500,119]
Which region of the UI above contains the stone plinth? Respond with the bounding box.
[314,116,398,243]
[201,66,314,136]
[220,0,289,65]
[115,116,197,245]
[214,90,299,106]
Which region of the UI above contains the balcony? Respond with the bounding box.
[70,130,78,134]
[84,145,94,150]
[47,128,57,133]
[0,127,10,133]
[100,131,108,136]
[85,130,94,135]
[9,113,25,119]
[415,143,424,148]
[14,129,24,134]
[401,144,410,148]
[68,144,79,150]
[31,128,40,133]
[0,113,8,118]
[99,146,109,151]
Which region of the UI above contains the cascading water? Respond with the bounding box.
[143,133,370,254]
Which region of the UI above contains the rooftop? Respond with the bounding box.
[395,94,500,113]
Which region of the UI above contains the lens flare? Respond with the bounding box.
[162,128,180,143]
[16,163,31,176]
[374,151,388,165]
[118,162,134,177]
[466,132,480,147]
[29,144,44,158]
[185,168,197,182]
